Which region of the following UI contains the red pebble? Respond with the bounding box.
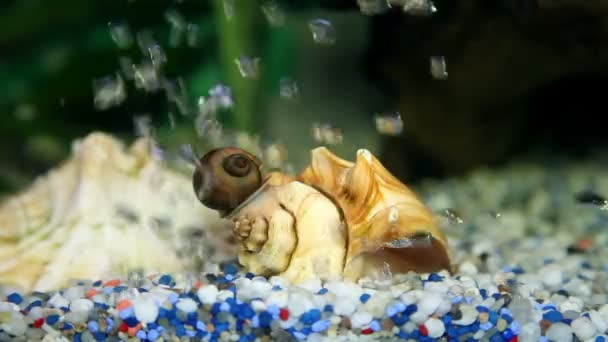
[119,322,129,332]
[419,325,428,336]
[361,328,373,335]
[279,308,290,321]
[508,337,518,342]
[33,318,44,328]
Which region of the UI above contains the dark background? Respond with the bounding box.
[1,0,607,196]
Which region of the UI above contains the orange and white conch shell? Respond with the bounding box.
[194,146,452,283]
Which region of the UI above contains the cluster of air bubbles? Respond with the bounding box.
[197,84,234,118]
[312,122,343,145]
[357,0,391,15]
[439,208,464,225]
[92,73,127,110]
[133,115,155,138]
[385,231,433,249]
[163,77,191,116]
[261,1,285,27]
[308,19,336,45]
[575,190,608,210]
[356,0,437,16]
[374,111,404,136]
[235,56,261,79]
[430,56,448,80]
[108,21,134,49]
[279,77,299,100]
[401,0,437,16]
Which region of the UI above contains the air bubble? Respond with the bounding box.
[178,144,202,168]
[187,24,201,47]
[235,56,260,79]
[165,9,187,47]
[440,208,464,224]
[108,22,133,49]
[312,122,343,145]
[279,77,299,100]
[194,117,223,144]
[374,112,404,136]
[357,0,391,15]
[92,73,126,111]
[118,57,135,80]
[164,78,191,116]
[133,62,162,92]
[308,19,336,45]
[388,206,399,224]
[402,0,437,16]
[148,45,167,68]
[386,231,433,249]
[224,0,235,21]
[261,1,285,27]
[576,191,608,209]
[198,84,234,117]
[263,144,288,170]
[430,56,448,80]
[134,115,154,138]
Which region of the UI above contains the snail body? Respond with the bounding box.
[194,146,451,282]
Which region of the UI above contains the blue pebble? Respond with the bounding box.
[7,293,23,304]
[46,314,60,325]
[245,272,255,279]
[562,318,573,325]
[323,304,334,313]
[93,280,102,286]
[490,332,504,342]
[196,321,207,331]
[93,332,107,342]
[103,288,113,295]
[542,303,557,311]
[396,330,409,339]
[136,330,147,339]
[148,329,160,341]
[293,332,307,340]
[168,292,179,304]
[509,321,520,334]
[442,314,452,325]
[225,274,234,281]
[491,293,501,300]
[88,321,99,333]
[215,322,229,332]
[500,308,512,316]
[259,311,273,328]
[596,336,606,342]
[123,316,139,327]
[511,267,524,274]
[186,329,196,337]
[272,285,282,291]
[427,273,443,282]
[542,310,563,323]
[480,322,494,331]
[411,329,420,339]
[489,311,499,324]
[392,313,408,326]
[479,289,488,298]
[26,300,42,310]
[476,306,489,313]
[159,274,172,286]
[61,323,73,331]
[501,314,513,324]
[74,332,82,342]
[386,305,398,317]
[119,306,134,319]
[405,304,418,315]
[220,302,230,312]
[502,328,514,340]
[251,316,260,328]
[452,296,464,304]
[224,263,238,275]
[369,320,381,332]
[359,293,371,303]
[267,304,280,315]
[317,288,328,295]
[539,337,549,342]
[311,320,330,333]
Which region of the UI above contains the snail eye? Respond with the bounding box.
[223,154,252,177]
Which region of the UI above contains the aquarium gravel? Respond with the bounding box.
[2,157,608,341]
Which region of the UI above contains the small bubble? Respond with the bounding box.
[127,268,145,288]
[164,78,191,116]
[165,9,187,47]
[382,262,392,279]
[136,30,157,55]
[374,112,404,136]
[133,62,162,92]
[178,144,202,167]
[279,77,299,100]
[134,115,154,138]
[151,140,165,161]
[118,56,135,80]
[386,231,433,248]
[195,116,224,144]
[187,24,201,47]
[308,19,336,45]
[148,44,167,68]
[92,73,127,111]
[312,122,343,145]
[224,0,235,21]
[261,1,285,27]
[108,21,133,49]
[263,144,288,170]
[488,210,501,219]
[357,0,391,15]
[168,112,176,129]
[440,208,464,224]
[402,0,437,16]
[198,84,234,116]
[388,206,399,224]
[235,56,260,79]
[430,56,448,80]
[575,190,608,209]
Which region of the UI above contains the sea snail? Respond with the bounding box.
[193,146,452,283]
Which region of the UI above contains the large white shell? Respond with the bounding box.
[0,132,231,292]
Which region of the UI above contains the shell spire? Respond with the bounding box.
[296,147,451,279]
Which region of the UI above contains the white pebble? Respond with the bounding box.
[217,290,234,302]
[362,291,392,317]
[0,314,27,336]
[133,298,159,324]
[251,299,267,312]
[176,298,198,313]
[588,310,607,334]
[235,278,272,301]
[63,286,86,301]
[418,292,443,315]
[519,322,541,342]
[48,293,70,309]
[560,297,584,312]
[571,316,596,340]
[546,322,574,342]
[452,305,478,326]
[410,311,429,325]
[459,261,478,275]
[297,279,323,293]
[197,285,219,304]
[350,311,373,328]
[424,281,449,294]
[424,317,446,338]
[70,298,93,313]
[333,296,357,316]
[539,264,563,289]
[269,276,289,288]
[287,291,314,317]
[265,291,288,307]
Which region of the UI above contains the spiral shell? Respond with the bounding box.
[221,146,452,283]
